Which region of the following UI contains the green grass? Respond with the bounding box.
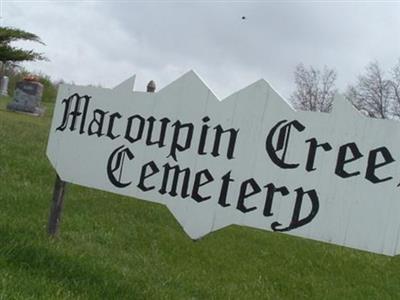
[1,95,400,299]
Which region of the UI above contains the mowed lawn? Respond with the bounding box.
[1,96,400,300]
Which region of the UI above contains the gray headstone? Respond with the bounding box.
[7,80,45,116]
[0,76,9,96]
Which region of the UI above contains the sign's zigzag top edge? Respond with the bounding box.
[67,70,368,120]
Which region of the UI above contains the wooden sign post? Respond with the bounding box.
[47,174,67,236]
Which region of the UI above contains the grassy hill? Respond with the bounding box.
[0,96,400,299]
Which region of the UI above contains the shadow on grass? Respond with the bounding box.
[0,226,141,299]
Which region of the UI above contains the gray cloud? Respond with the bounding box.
[3,1,400,99]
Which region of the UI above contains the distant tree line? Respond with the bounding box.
[290,59,400,120]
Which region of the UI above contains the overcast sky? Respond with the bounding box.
[2,1,400,99]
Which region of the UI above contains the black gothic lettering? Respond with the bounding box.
[146,117,171,147]
[218,171,234,207]
[88,109,109,137]
[305,138,332,172]
[365,147,395,183]
[236,178,261,213]
[263,183,289,217]
[198,116,210,155]
[335,142,363,178]
[266,120,305,169]
[56,93,91,133]
[107,146,135,188]
[192,169,214,202]
[125,114,145,143]
[168,121,194,162]
[137,161,160,191]
[106,112,122,140]
[211,125,239,159]
[159,163,191,198]
[271,188,319,232]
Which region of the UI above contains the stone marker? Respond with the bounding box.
[7,78,44,116]
[0,76,9,96]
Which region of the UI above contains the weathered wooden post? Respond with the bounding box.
[47,175,67,236]
[47,79,156,236]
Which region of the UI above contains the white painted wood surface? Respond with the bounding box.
[47,71,400,256]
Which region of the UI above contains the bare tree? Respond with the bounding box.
[290,64,337,112]
[391,59,400,117]
[346,61,393,119]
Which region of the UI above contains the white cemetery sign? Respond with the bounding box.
[47,71,400,256]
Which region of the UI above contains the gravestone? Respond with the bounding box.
[0,76,9,96]
[7,78,44,116]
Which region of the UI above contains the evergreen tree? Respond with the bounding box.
[0,27,46,63]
